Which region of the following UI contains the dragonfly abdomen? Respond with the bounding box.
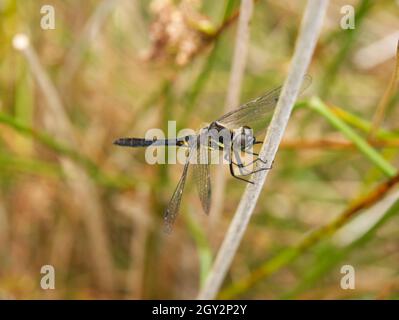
[113,137,189,147]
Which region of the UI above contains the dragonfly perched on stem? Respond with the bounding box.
[114,75,312,232]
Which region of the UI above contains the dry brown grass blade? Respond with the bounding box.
[219,171,399,298]
[280,138,399,149]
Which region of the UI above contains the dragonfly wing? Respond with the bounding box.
[163,148,193,233]
[216,75,312,132]
[217,86,281,131]
[193,146,211,214]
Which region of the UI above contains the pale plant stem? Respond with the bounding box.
[62,0,120,85]
[116,195,152,299]
[368,40,399,140]
[210,0,254,228]
[15,36,115,293]
[224,0,254,109]
[197,0,330,300]
[23,48,73,142]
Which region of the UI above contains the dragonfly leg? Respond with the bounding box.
[233,148,274,174]
[232,148,268,172]
[232,157,267,168]
[242,148,268,164]
[232,149,252,176]
[229,162,254,184]
[235,164,272,176]
[229,149,273,183]
[229,149,261,183]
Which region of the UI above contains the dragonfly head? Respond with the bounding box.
[233,126,255,150]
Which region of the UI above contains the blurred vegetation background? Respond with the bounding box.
[0,0,399,299]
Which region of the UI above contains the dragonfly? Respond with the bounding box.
[114,75,312,232]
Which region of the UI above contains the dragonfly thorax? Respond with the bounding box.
[232,126,255,151]
[199,121,233,150]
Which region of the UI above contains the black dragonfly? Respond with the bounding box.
[114,75,311,232]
